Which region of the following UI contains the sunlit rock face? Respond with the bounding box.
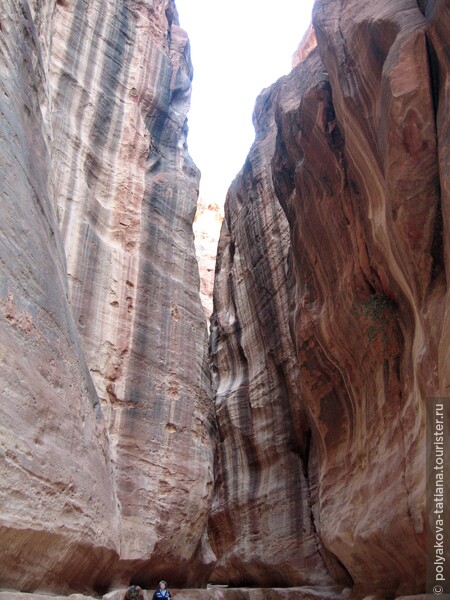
[51,0,215,586]
[210,0,448,595]
[0,0,213,593]
[194,197,224,322]
[292,23,317,67]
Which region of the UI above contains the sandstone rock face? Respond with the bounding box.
[210,0,448,596]
[194,197,224,322]
[292,23,317,68]
[0,0,120,593]
[50,0,214,586]
[1,0,213,593]
[209,54,342,590]
[2,0,447,595]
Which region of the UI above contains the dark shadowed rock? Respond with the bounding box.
[209,0,447,595]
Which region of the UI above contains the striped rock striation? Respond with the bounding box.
[0,0,120,592]
[1,0,449,596]
[0,0,213,593]
[50,0,215,587]
[209,0,448,596]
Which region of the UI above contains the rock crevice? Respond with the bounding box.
[1,0,448,596]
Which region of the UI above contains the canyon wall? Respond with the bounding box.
[0,0,120,592]
[0,0,214,593]
[50,0,215,586]
[209,0,449,596]
[1,0,449,596]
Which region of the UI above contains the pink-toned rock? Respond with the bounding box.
[210,0,447,596]
[424,0,450,394]
[51,0,214,585]
[1,0,448,595]
[209,51,345,590]
[0,0,120,593]
[0,0,213,593]
[292,23,317,67]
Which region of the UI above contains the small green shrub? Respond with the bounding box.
[353,292,396,344]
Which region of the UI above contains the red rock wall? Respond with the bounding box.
[210,0,448,596]
[1,0,448,596]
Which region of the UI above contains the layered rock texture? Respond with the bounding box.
[1,0,448,597]
[209,0,448,597]
[0,0,213,593]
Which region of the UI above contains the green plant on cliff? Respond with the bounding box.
[353,292,396,343]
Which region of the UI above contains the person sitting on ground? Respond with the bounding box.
[152,580,172,600]
[123,585,145,600]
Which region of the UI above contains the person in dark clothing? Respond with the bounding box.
[152,580,172,600]
[123,585,145,600]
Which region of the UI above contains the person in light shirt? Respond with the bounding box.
[152,580,172,600]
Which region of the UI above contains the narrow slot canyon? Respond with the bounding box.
[0,0,449,599]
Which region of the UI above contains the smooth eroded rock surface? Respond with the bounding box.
[50,0,215,585]
[0,0,120,593]
[209,50,346,590]
[0,0,214,593]
[209,0,448,595]
[1,0,448,595]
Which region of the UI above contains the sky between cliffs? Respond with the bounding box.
[176,0,315,207]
